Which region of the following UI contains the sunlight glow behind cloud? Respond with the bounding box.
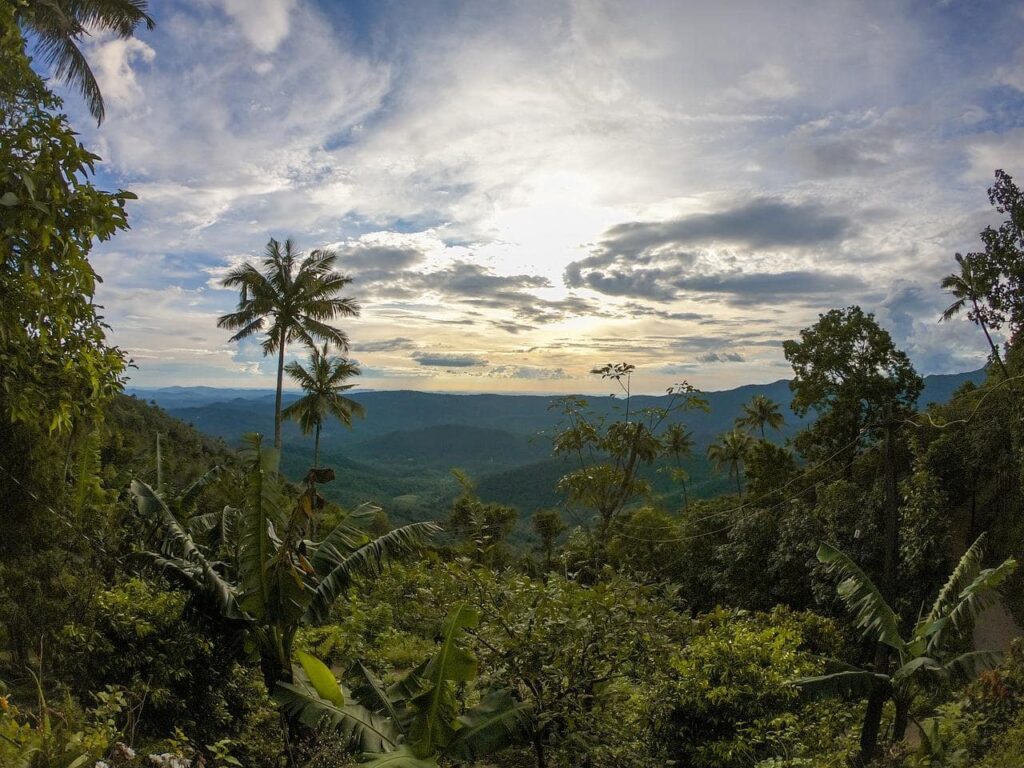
[62,0,1024,392]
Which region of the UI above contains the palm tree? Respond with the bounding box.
[707,428,753,496]
[735,394,784,438]
[795,537,1017,767]
[940,252,1009,378]
[662,423,694,510]
[218,238,359,451]
[283,344,364,468]
[15,0,155,124]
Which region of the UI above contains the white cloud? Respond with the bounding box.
[216,0,298,53]
[65,0,1024,391]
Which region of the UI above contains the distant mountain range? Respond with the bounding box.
[128,369,985,531]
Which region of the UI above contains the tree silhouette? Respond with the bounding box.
[283,343,364,468]
[940,252,1009,378]
[218,238,359,450]
[15,0,154,124]
[662,423,694,510]
[735,394,784,439]
[707,429,754,496]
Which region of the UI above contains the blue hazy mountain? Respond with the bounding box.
[128,369,985,524]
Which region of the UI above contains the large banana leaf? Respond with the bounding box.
[927,558,1018,653]
[353,661,408,736]
[177,465,222,515]
[817,543,904,653]
[407,605,479,755]
[924,534,986,628]
[309,503,381,574]
[132,479,241,620]
[361,745,439,768]
[305,522,440,623]
[792,668,890,700]
[274,669,400,754]
[296,650,344,707]
[237,439,288,621]
[941,650,1003,683]
[446,688,533,761]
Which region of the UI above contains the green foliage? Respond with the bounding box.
[551,364,708,565]
[651,608,847,768]
[1,5,129,433]
[707,428,755,495]
[784,306,923,464]
[447,470,518,566]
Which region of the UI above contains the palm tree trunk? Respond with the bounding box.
[734,463,742,496]
[274,340,286,450]
[681,478,689,511]
[314,422,321,468]
[973,298,1010,379]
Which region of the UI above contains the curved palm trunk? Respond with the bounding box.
[973,298,1010,379]
[314,421,321,468]
[274,341,286,450]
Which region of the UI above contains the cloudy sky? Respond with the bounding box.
[60,0,1024,393]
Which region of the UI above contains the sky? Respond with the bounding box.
[52,0,1024,393]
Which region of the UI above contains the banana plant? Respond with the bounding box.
[793,534,1017,754]
[274,604,533,766]
[132,433,440,688]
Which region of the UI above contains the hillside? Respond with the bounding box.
[128,369,985,525]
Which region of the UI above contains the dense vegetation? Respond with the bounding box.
[3,3,1024,767]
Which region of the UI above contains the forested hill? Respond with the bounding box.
[127,369,984,523]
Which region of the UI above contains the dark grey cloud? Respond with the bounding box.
[595,198,853,256]
[620,302,706,321]
[337,244,426,272]
[677,270,867,304]
[564,197,860,304]
[355,337,417,352]
[412,351,488,367]
[696,351,745,363]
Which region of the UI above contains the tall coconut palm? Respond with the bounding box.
[707,428,753,496]
[662,422,694,510]
[283,343,364,468]
[735,394,785,438]
[15,0,155,124]
[218,238,359,450]
[940,252,1009,379]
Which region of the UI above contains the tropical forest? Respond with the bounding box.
[4,2,1024,768]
